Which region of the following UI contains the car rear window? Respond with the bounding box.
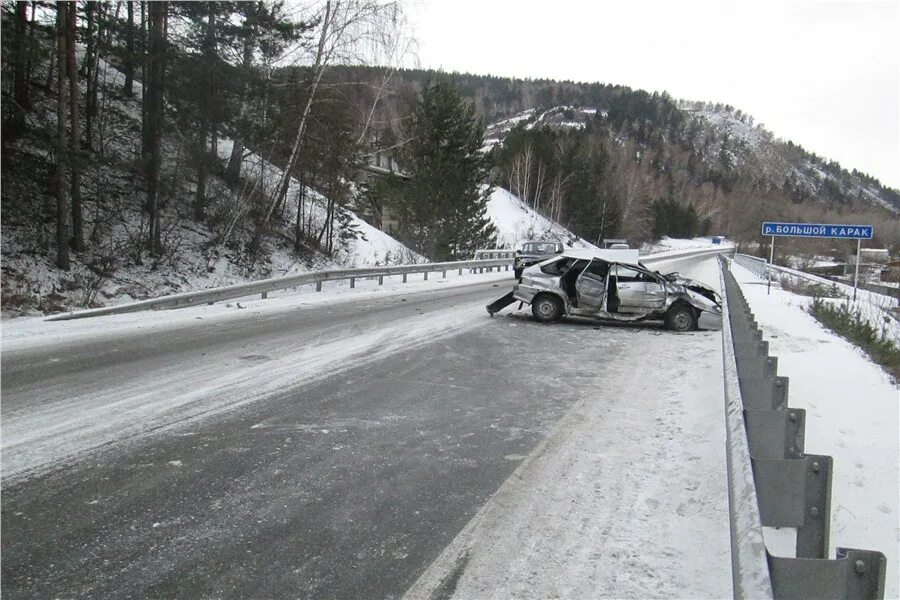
[541,257,589,276]
[522,242,560,253]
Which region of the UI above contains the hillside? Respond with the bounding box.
[3,3,897,318]
[487,103,900,214]
[485,187,598,251]
[1,54,419,317]
[330,67,899,250]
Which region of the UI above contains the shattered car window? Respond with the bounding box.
[614,265,641,282]
[540,257,576,275]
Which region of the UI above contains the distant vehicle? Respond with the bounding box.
[609,243,630,249]
[514,240,565,279]
[712,236,723,245]
[487,250,721,332]
[601,238,629,249]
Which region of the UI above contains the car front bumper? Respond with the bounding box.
[698,308,723,331]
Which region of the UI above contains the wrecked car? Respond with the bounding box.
[514,240,565,279]
[486,250,721,331]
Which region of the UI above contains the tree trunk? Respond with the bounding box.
[225,35,252,184]
[140,1,148,156]
[194,118,208,220]
[194,5,216,220]
[10,1,29,131]
[145,0,166,255]
[124,0,134,95]
[84,2,95,148]
[56,3,70,271]
[26,1,38,89]
[67,1,84,252]
[262,0,333,227]
[89,3,102,140]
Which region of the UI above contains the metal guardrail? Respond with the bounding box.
[718,255,887,599]
[47,245,731,322]
[734,253,769,279]
[46,257,514,321]
[734,254,899,303]
[473,248,516,260]
[826,277,900,301]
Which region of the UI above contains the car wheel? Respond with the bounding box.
[665,304,697,332]
[532,294,563,323]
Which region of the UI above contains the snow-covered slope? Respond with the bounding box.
[640,236,730,254]
[483,104,899,214]
[486,187,599,251]
[214,139,421,269]
[1,55,421,318]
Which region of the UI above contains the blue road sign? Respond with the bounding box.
[761,222,873,240]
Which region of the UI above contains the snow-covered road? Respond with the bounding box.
[2,254,733,598]
[406,256,731,599]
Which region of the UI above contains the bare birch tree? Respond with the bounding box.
[260,0,402,228]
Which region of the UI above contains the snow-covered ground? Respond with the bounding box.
[641,235,729,254]
[1,269,512,354]
[762,262,900,347]
[485,187,599,251]
[406,257,733,599]
[730,261,899,599]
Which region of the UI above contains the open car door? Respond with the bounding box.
[575,258,610,312]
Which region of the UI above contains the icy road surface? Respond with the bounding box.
[2,255,731,598]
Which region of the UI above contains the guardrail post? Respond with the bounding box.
[261,292,268,299]
[442,270,447,278]
[768,549,886,600]
[424,272,428,280]
[378,275,384,285]
[316,281,322,292]
[402,273,407,283]
[745,409,806,459]
[458,268,463,275]
[350,278,355,289]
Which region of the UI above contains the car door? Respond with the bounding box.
[575,258,610,311]
[616,264,666,311]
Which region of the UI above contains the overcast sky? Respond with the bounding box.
[405,0,900,190]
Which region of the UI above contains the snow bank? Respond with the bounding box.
[485,187,599,251]
[641,236,729,254]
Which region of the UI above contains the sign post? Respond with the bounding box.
[767,235,775,295]
[759,222,873,298]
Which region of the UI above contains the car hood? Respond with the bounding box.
[668,276,721,306]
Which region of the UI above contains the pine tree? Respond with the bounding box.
[393,76,497,260]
